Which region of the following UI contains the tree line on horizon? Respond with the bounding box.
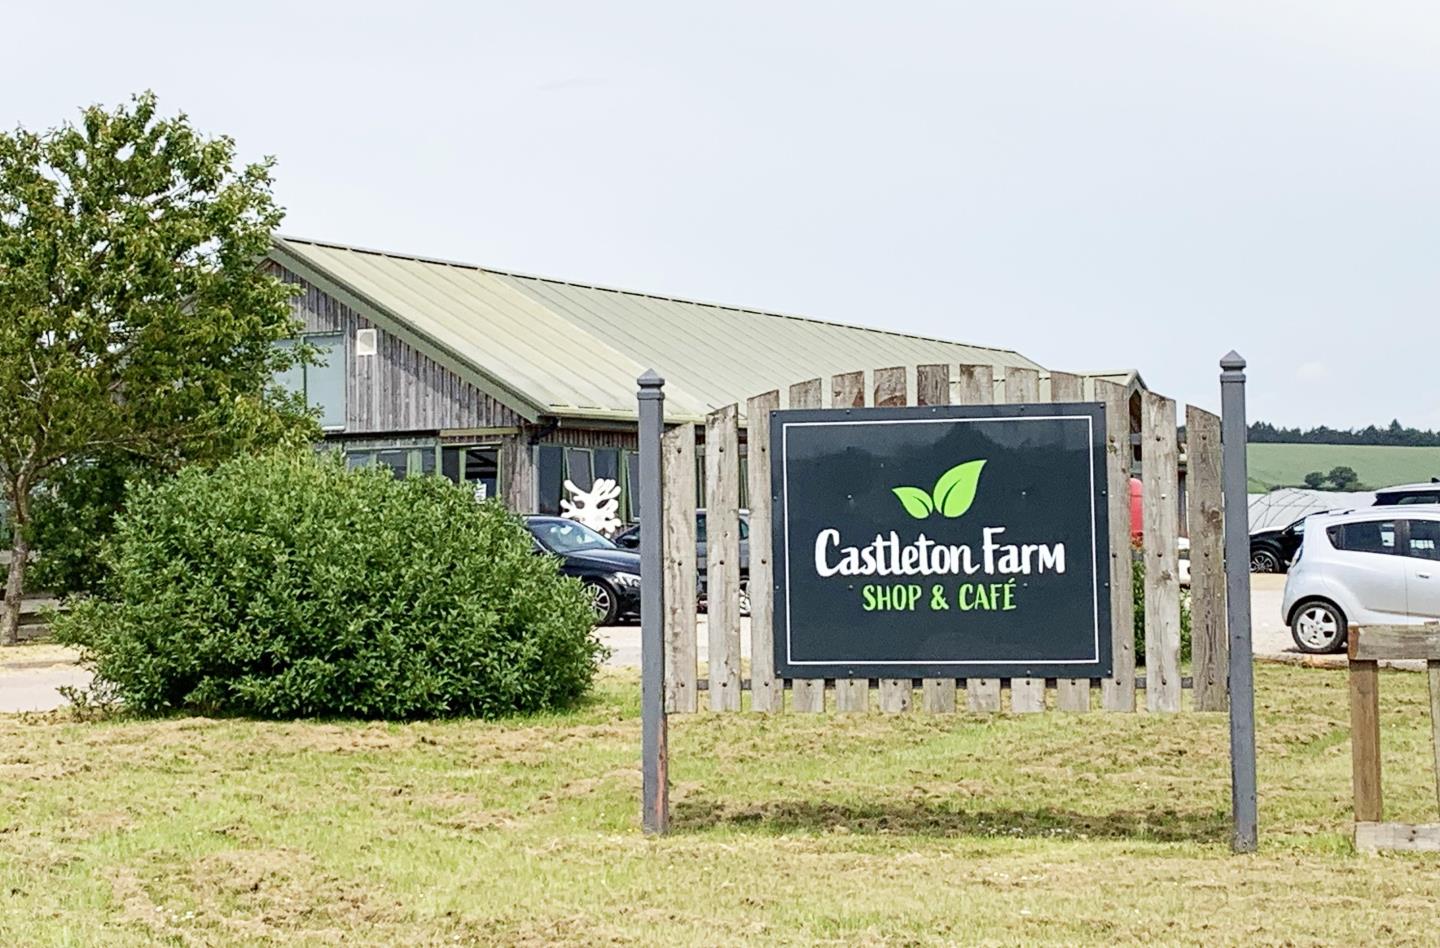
[1249,420,1440,447]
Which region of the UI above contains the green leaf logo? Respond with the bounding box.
[892,486,935,519]
[933,460,986,518]
[891,459,988,519]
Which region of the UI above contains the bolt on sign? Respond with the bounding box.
[771,403,1113,680]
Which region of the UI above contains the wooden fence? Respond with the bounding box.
[1347,624,1440,852]
[661,364,1229,714]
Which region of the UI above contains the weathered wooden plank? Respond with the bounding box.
[874,367,912,713]
[1004,366,1046,714]
[1349,659,1383,823]
[954,365,992,403]
[1049,371,1090,713]
[956,365,1001,714]
[1430,661,1440,813]
[1187,406,1228,711]
[662,424,699,713]
[1350,624,1440,662]
[915,364,951,409]
[787,378,826,713]
[400,343,414,429]
[916,364,957,714]
[1142,392,1182,713]
[499,434,536,514]
[1097,380,1136,712]
[831,370,865,409]
[352,319,368,429]
[373,326,389,429]
[746,390,782,713]
[831,370,871,713]
[705,404,742,711]
[873,366,907,408]
[1354,821,1440,853]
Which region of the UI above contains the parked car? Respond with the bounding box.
[614,509,751,615]
[1250,480,1440,575]
[1281,506,1440,654]
[524,516,641,625]
[1249,517,1307,573]
[1373,479,1440,506]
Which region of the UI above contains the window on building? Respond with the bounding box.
[565,448,594,492]
[375,449,409,479]
[537,446,565,515]
[594,449,619,486]
[441,445,500,501]
[533,445,641,520]
[346,445,438,479]
[625,452,640,521]
[276,333,345,429]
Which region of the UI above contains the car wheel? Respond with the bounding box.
[585,579,620,626]
[1291,600,1347,654]
[1250,548,1282,573]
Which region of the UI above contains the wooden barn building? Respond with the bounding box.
[265,236,1136,518]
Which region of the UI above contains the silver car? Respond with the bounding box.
[1282,506,1440,653]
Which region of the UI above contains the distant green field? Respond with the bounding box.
[1247,443,1440,492]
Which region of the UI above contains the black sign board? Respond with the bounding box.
[771,403,1113,680]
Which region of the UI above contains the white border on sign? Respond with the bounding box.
[779,414,1102,667]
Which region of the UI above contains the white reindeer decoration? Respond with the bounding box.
[561,477,623,536]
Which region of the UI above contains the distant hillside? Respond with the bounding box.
[1247,443,1440,493]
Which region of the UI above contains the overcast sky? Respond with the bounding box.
[7,2,1438,426]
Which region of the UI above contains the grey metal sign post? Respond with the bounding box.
[637,369,669,834]
[1220,351,1258,853]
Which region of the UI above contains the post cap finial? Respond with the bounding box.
[637,369,665,388]
[1220,351,1246,371]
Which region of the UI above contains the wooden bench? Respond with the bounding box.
[1348,624,1440,853]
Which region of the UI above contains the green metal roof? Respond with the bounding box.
[270,236,1046,423]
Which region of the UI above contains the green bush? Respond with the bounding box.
[1132,540,1192,665]
[53,453,604,719]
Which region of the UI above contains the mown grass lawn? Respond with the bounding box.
[4,664,1440,946]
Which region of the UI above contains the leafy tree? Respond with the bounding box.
[0,93,316,644]
[1302,471,1327,490]
[1327,465,1362,491]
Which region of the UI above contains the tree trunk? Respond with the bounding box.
[0,492,29,647]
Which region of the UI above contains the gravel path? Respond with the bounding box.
[0,663,93,713]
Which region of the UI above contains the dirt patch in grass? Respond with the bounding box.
[676,794,1229,842]
[0,641,80,669]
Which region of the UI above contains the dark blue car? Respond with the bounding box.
[524,516,641,625]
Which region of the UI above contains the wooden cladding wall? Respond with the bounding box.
[535,427,639,450]
[661,364,1226,715]
[271,263,524,433]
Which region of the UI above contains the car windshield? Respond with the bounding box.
[530,519,616,554]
